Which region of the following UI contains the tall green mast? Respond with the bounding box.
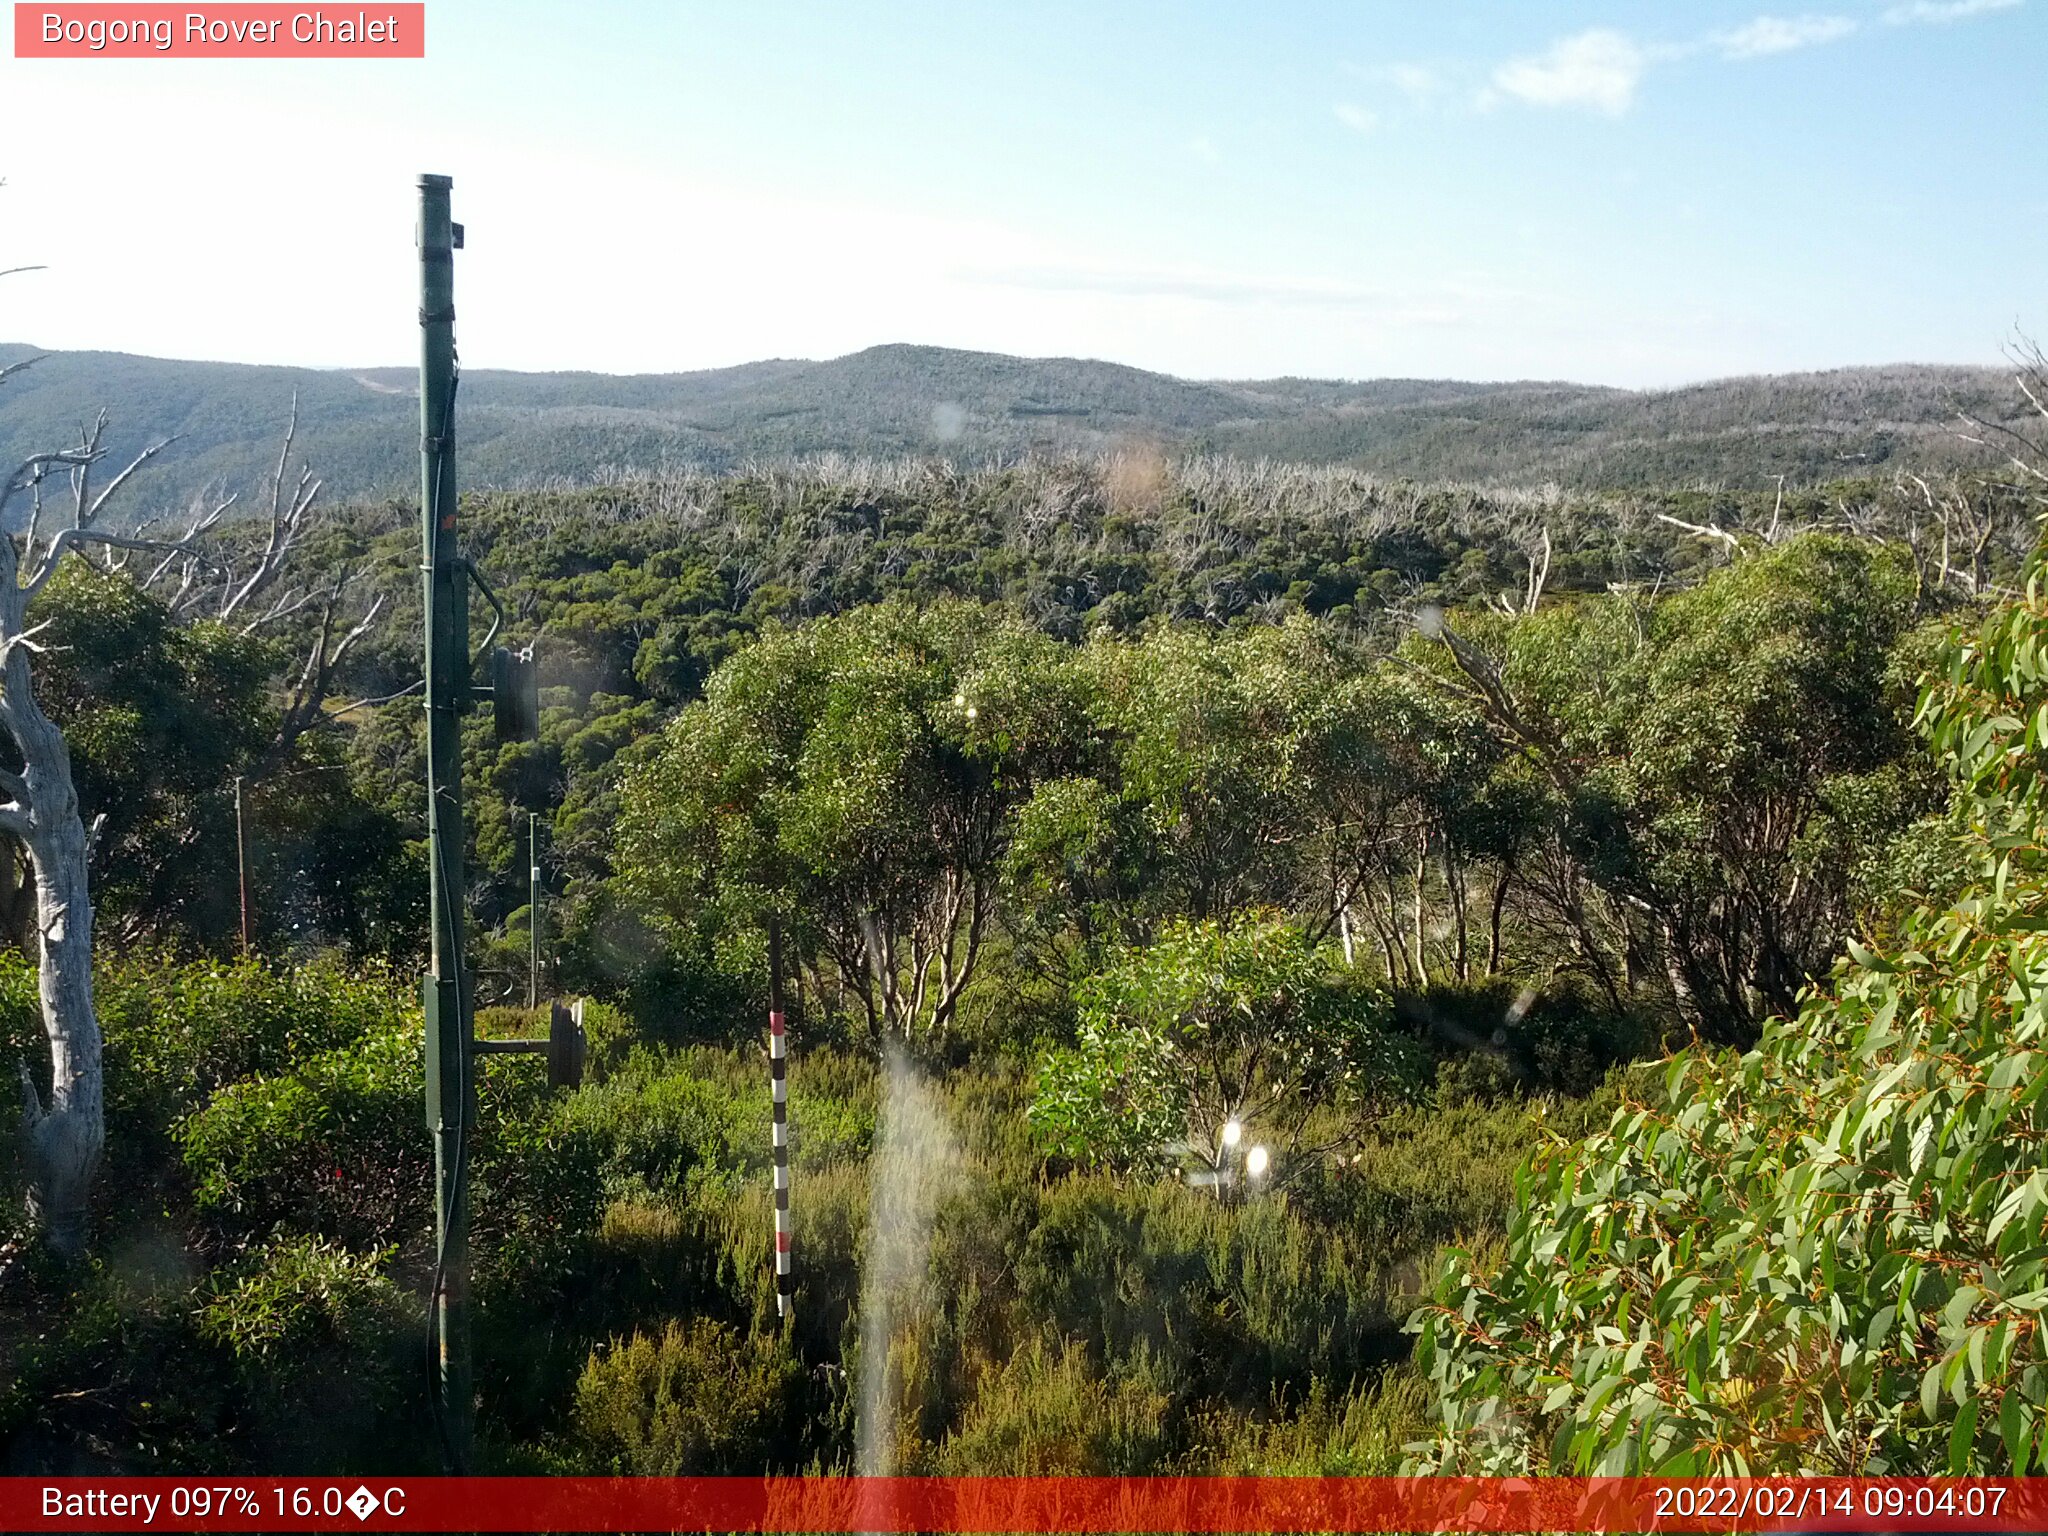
[417,171,473,1471]
[413,170,571,1474]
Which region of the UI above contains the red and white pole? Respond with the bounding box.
[768,918,792,1321]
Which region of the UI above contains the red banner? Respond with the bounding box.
[5,1476,2046,1533]
[13,5,425,58]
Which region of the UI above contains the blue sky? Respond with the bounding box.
[2,0,2041,384]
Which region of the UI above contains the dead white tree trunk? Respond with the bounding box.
[0,387,199,1256]
[0,577,99,1257]
[0,446,106,1257]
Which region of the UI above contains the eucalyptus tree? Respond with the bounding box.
[127,393,386,778]
[1424,534,1930,1042]
[1006,618,1507,990]
[1023,622,1318,945]
[0,284,369,1248]
[25,564,274,946]
[617,599,1088,1046]
[1415,540,2048,1475]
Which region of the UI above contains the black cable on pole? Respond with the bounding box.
[419,362,470,1473]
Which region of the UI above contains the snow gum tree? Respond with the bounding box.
[1,352,199,1256]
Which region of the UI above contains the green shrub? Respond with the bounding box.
[1287,1091,1613,1254]
[1008,1175,1403,1407]
[197,1234,404,1366]
[693,1161,871,1359]
[575,1198,708,1326]
[105,951,409,1119]
[474,1004,538,1040]
[178,1019,605,1271]
[577,998,635,1079]
[194,1234,422,1470]
[468,1058,609,1295]
[1032,914,1425,1176]
[1182,1368,1435,1474]
[932,1338,1172,1473]
[178,1024,426,1247]
[562,1047,878,1201]
[570,1318,799,1474]
[1431,1048,1525,1106]
[1,1234,425,1475]
[562,1061,756,1197]
[1,950,409,1196]
[0,1256,231,1469]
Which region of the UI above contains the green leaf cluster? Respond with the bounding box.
[1032,913,1425,1175]
[1414,558,2048,1473]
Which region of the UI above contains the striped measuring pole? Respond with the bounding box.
[768,919,793,1321]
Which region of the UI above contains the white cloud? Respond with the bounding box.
[1474,0,2020,122]
[1478,1,1975,120]
[1390,63,1441,101]
[1333,61,1443,120]
[1883,0,2022,22]
[1373,62,1444,106]
[1488,29,1646,115]
[1714,13,1859,57]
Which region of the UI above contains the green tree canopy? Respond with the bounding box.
[1414,555,2048,1474]
[615,599,1087,1044]
[1425,535,1933,1040]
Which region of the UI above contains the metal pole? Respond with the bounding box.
[233,775,251,955]
[417,171,473,1472]
[528,811,540,1011]
[768,917,792,1323]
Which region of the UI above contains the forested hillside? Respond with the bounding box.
[0,340,2023,511]
[4,366,2046,1475]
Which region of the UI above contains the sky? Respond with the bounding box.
[1,0,2043,386]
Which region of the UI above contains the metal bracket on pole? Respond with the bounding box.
[473,1000,587,1090]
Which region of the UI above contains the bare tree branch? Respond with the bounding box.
[327,677,423,718]
[0,617,56,667]
[219,392,322,623]
[23,527,227,606]
[1,451,99,523]
[144,489,238,592]
[1656,511,1744,553]
[77,434,184,532]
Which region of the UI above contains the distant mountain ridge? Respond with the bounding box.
[0,340,2022,515]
